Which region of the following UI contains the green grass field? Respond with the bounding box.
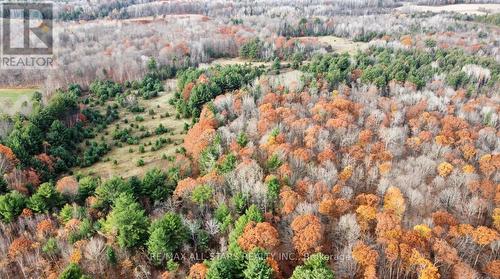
[0,88,38,101]
[0,88,39,115]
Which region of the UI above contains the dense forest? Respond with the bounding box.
[2,0,499,90]
[0,1,499,279]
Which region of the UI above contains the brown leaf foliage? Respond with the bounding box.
[8,236,34,258]
[188,263,208,279]
[352,241,379,267]
[56,176,79,197]
[291,214,323,256]
[237,222,280,252]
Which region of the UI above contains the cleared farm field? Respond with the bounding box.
[0,88,38,115]
[397,3,500,15]
[0,88,37,101]
[297,36,369,55]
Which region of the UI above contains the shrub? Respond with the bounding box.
[290,253,334,279]
[147,212,188,265]
[42,237,59,256]
[0,191,26,222]
[191,185,214,206]
[28,182,62,213]
[103,193,149,249]
[59,263,84,279]
[155,124,169,135]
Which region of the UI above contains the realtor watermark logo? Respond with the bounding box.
[1,2,54,69]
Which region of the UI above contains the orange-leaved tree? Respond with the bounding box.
[188,263,208,279]
[279,187,302,215]
[291,214,323,256]
[56,176,79,197]
[383,186,406,218]
[352,241,379,279]
[237,222,280,252]
[0,144,19,174]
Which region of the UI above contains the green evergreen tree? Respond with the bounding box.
[28,182,62,213]
[206,256,238,279]
[95,177,133,208]
[191,184,213,206]
[141,168,170,201]
[290,253,334,279]
[58,263,83,279]
[266,176,281,209]
[243,248,273,279]
[147,212,188,265]
[77,176,98,202]
[103,193,149,249]
[0,176,8,195]
[0,191,26,222]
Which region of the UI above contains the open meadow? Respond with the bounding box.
[397,3,500,15]
[75,86,188,179]
[0,88,38,115]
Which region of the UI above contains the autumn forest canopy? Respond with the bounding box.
[0,0,499,279]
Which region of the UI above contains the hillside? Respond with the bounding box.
[75,82,187,179]
[0,1,499,279]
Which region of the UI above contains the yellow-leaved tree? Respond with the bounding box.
[383,186,406,218]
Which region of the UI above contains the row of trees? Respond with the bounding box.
[303,46,499,92]
[172,64,264,118]
[54,0,403,21]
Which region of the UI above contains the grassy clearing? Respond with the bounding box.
[75,82,189,179]
[0,88,38,115]
[397,3,500,15]
[316,36,369,54]
[0,88,38,100]
[199,57,271,69]
[298,36,368,55]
